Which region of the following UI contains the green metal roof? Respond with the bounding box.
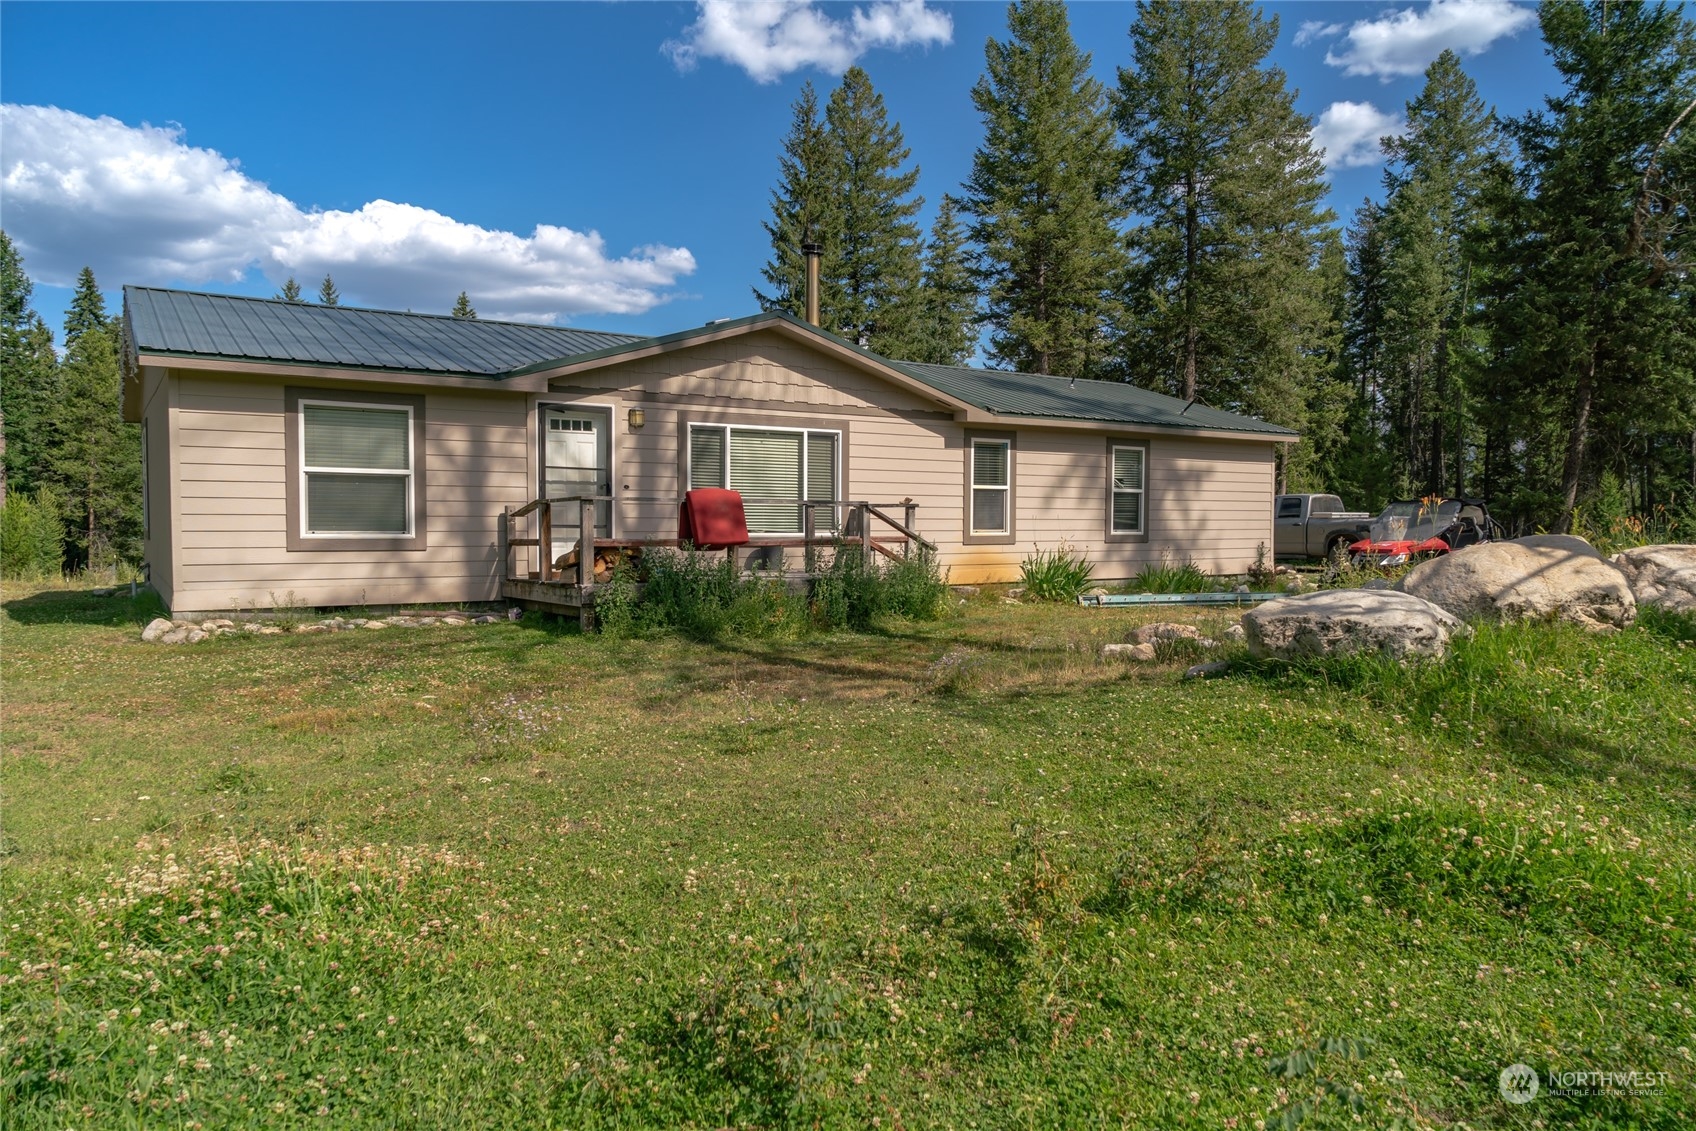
[123,287,1294,438]
[889,358,1297,437]
[124,286,644,377]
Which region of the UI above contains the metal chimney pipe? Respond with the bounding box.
[801,242,823,327]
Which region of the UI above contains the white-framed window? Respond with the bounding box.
[687,423,839,535]
[299,400,414,536]
[1110,444,1146,535]
[970,438,1011,535]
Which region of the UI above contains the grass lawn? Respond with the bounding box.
[3,581,1693,1129]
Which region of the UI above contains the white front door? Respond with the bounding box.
[542,408,610,547]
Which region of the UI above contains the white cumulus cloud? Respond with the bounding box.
[1293,21,1344,48]
[1311,101,1406,170]
[1317,0,1536,80]
[0,104,694,321]
[664,0,951,84]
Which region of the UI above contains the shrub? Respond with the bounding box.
[595,543,947,639]
[811,544,948,630]
[0,489,65,579]
[1132,553,1213,594]
[1018,546,1094,602]
[610,548,806,641]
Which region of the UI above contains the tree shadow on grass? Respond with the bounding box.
[2,586,165,628]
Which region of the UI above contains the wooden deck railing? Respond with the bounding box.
[499,496,934,586]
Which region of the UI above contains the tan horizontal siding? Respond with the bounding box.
[164,373,527,611]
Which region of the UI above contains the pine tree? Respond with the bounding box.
[908,196,980,365]
[1115,0,1337,461]
[1484,0,1696,531]
[276,277,303,302]
[0,232,60,505]
[822,66,926,354]
[43,318,141,568]
[754,82,844,323]
[1332,201,1399,509]
[962,0,1126,377]
[63,266,110,348]
[1372,50,1501,498]
[451,292,477,319]
[318,274,340,306]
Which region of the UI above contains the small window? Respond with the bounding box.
[1111,445,1145,535]
[301,402,413,535]
[971,439,1011,535]
[1277,497,1303,519]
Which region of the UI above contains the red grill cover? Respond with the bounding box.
[679,489,750,550]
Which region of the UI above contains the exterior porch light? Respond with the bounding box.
[627,407,647,431]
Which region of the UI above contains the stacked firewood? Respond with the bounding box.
[553,546,644,584]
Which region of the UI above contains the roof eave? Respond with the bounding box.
[960,406,1299,442]
[134,351,540,392]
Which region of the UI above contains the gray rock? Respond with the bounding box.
[1103,642,1158,661]
[1610,545,1696,615]
[951,585,981,597]
[1396,540,1635,632]
[91,587,116,597]
[1223,623,1246,642]
[442,616,470,626]
[256,625,285,636]
[472,615,499,625]
[361,620,387,630]
[1005,587,1025,599]
[141,617,175,643]
[385,617,415,627]
[160,626,191,644]
[1131,622,1204,645]
[184,629,208,644]
[296,624,330,634]
[1513,533,1602,558]
[1183,661,1231,680]
[1245,589,1465,662]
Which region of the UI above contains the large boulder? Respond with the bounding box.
[1396,538,1635,631]
[1243,590,1465,662]
[1610,545,1696,615]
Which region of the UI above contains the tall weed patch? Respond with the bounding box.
[598,544,948,639]
[1242,620,1692,768]
[811,545,948,629]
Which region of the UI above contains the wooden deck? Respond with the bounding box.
[497,495,932,621]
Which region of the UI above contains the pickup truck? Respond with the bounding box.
[1273,494,1372,559]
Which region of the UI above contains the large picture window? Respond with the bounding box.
[970,438,1011,536]
[1110,444,1146,536]
[687,424,839,535]
[285,389,427,551]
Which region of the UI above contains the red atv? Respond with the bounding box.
[1347,498,1503,568]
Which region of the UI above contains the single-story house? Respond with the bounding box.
[120,286,1296,616]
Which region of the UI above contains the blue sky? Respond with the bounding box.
[1,1,1556,346]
